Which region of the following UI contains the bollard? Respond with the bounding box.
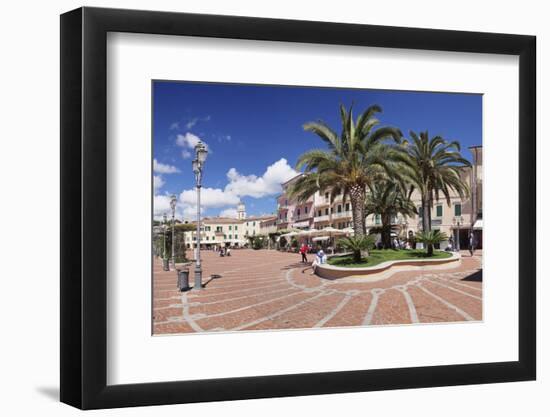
[177,269,190,292]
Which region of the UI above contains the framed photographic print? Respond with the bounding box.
[60,6,536,409]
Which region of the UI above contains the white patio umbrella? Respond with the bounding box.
[342,227,355,235]
[298,228,319,236]
[280,231,299,238]
[321,226,346,236]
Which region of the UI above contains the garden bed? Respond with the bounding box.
[317,250,459,280]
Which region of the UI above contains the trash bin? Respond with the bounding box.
[177,269,190,292]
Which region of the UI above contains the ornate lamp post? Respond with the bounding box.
[170,194,177,270]
[452,216,464,251]
[162,213,169,271]
[192,141,208,290]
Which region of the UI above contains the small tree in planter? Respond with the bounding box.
[415,230,448,256]
[252,236,264,250]
[337,234,376,263]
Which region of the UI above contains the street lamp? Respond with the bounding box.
[170,194,177,270]
[452,216,464,251]
[192,141,208,290]
[162,213,169,271]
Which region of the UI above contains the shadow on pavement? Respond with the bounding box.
[462,269,482,282]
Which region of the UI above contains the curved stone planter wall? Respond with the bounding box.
[316,252,461,280]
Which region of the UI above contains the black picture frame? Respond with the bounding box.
[60,6,536,410]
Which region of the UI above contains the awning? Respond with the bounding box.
[473,219,483,230]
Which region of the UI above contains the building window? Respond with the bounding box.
[454,204,462,216]
[296,209,300,217]
[253,221,256,226]
[345,203,350,211]
[224,234,227,239]
[216,226,223,233]
[325,192,329,200]
[229,225,232,230]
[436,205,443,217]
[305,206,308,213]
[205,226,211,231]
[375,214,381,225]
[318,210,322,217]
[285,199,288,206]
[325,208,329,215]
[229,234,232,239]
[234,225,238,231]
[418,206,423,219]
[337,205,342,213]
[235,235,238,239]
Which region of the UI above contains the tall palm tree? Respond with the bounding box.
[288,104,402,236]
[396,131,471,233]
[364,181,417,249]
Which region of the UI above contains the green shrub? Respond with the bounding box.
[415,230,448,256]
[337,235,376,262]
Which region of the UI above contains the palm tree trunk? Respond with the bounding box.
[382,214,392,249]
[350,185,366,236]
[421,193,430,232]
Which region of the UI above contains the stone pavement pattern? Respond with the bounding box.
[153,249,482,334]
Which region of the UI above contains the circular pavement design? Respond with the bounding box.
[152,249,482,334]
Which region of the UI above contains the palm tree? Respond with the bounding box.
[364,181,417,249]
[288,104,402,236]
[415,230,448,256]
[396,131,471,233]
[337,234,377,262]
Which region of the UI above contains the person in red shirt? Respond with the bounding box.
[299,243,308,263]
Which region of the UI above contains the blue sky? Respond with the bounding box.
[153,81,482,220]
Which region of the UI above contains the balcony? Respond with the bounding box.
[332,211,351,219]
[314,214,330,222]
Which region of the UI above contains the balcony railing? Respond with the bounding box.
[313,214,330,222]
[332,211,351,219]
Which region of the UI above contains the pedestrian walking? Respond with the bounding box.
[299,243,308,263]
[468,231,476,256]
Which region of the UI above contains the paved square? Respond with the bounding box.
[153,249,482,334]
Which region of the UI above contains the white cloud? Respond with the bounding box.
[153,175,165,192]
[219,208,238,218]
[176,132,210,153]
[153,158,297,222]
[153,159,180,174]
[153,194,170,217]
[181,150,191,159]
[224,158,297,198]
[179,187,240,208]
[186,118,198,129]
[169,122,180,130]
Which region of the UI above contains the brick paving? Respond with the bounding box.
[152,249,482,335]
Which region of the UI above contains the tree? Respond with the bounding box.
[396,131,471,233]
[415,230,448,256]
[337,235,376,263]
[364,180,417,249]
[174,223,196,260]
[288,104,402,236]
